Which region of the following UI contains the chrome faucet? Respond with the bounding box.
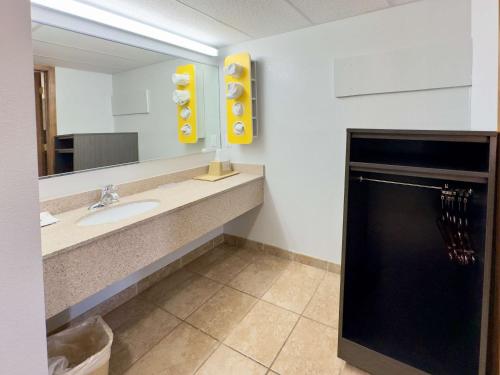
[89,185,120,210]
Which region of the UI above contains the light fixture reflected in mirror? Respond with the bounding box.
[31,0,218,56]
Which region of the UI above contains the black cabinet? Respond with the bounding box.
[339,130,497,375]
[54,133,138,174]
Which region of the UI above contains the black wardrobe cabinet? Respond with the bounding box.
[54,133,139,174]
[339,130,497,375]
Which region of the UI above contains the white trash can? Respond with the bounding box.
[47,316,113,375]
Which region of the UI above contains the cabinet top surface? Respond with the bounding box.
[347,128,497,137]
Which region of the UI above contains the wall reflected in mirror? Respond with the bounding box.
[32,23,221,178]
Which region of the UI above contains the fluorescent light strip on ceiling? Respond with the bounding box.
[31,0,219,56]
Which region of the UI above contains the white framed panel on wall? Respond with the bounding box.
[334,39,472,97]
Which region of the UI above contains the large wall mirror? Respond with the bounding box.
[32,23,221,178]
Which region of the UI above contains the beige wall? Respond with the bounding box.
[0,0,48,374]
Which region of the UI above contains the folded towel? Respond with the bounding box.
[180,124,192,136]
[180,106,191,120]
[172,90,190,105]
[224,63,243,78]
[233,121,245,135]
[232,102,244,116]
[40,212,59,227]
[226,82,244,99]
[172,73,190,86]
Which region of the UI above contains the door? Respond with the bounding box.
[33,65,57,176]
[34,70,47,176]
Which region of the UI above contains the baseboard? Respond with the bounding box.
[223,234,341,273]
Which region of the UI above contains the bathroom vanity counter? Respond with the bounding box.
[42,173,262,258]
[42,170,264,318]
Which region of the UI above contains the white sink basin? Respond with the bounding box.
[77,200,160,226]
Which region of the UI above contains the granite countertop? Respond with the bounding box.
[41,173,263,259]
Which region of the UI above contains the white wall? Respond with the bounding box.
[56,67,114,135]
[223,0,472,264]
[0,0,48,374]
[470,0,499,130]
[112,60,220,161]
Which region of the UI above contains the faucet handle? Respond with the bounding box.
[100,184,119,202]
[103,184,117,193]
[89,185,119,210]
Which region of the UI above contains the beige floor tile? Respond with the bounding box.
[340,363,371,375]
[137,260,181,293]
[154,274,223,319]
[186,245,235,274]
[234,248,289,267]
[272,317,344,375]
[229,259,287,298]
[71,285,137,329]
[200,252,250,284]
[303,272,341,327]
[141,268,197,305]
[196,345,267,375]
[262,262,325,313]
[180,241,213,267]
[124,323,217,375]
[224,300,299,367]
[104,295,155,331]
[109,306,180,374]
[231,247,263,263]
[187,286,257,340]
[255,253,291,268]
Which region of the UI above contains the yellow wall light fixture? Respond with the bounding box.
[175,64,198,143]
[224,52,258,145]
[30,0,219,56]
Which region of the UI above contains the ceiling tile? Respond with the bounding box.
[288,0,389,24]
[177,0,312,38]
[80,0,249,47]
[60,0,425,49]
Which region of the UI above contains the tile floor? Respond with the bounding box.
[103,243,370,375]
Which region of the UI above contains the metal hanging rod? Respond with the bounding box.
[357,176,442,190]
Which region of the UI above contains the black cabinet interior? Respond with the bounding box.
[350,138,490,172]
[339,130,497,375]
[54,133,138,174]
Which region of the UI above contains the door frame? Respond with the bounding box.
[493,12,500,374]
[34,64,57,175]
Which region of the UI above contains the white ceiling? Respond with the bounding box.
[32,23,174,74]
[78,0,423,48]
